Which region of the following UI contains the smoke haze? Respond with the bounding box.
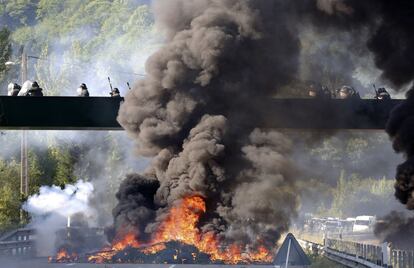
[375,88,414,248]
[23,180,96,255]
[115,0,414,251]
[116,0,303,251]
[24,180,94,217]
[1,0,414,256]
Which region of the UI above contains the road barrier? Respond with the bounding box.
[0,228,35,257]
[325,238,388,267]
[390,249,414,268]
[1,227,413,267]
[299,237,414,268]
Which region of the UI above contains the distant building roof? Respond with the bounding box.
[274,233,311,267]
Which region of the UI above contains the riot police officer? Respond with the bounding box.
[375,87,391,100]
[77,83,90,97]
[7,83,21,96]
[308,84,320,98]
[110,87,121,97]
[26,81,44,96]
[321,86,332,99]
[308,83,332,99]
[336,86,360,99]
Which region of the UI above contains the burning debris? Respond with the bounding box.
[85,196,273,264]
[52,196,272,264]
[89,241,214,264]
[49,248,79,263]
[57,242,215,264]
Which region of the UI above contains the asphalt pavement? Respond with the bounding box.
[0,258,276,268]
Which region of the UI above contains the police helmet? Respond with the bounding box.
[32,81,40,88]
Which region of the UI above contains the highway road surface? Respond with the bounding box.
[0,258,275,268]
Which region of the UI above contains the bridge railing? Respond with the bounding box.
[390,249,414,268]
[325,238,414,268]
[325,238,385,266]
[0,228,35,257]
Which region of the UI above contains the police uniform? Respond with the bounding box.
[110,88,121,97]
[26,81,44,96]
[77,83,90,97]
[7,83,21,96]
[375,88,391,100]
[336,86,360,99]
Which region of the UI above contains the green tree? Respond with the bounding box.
[34,44,74,96]
[0,159,21,229]
[51,146,77,186]
[0,27,12,85]
[0,0,38,27]
[325,173,395,218]
[28,150,44,194]
[4,0,155,96]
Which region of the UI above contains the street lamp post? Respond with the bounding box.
[4,49,29,198]
[20,50,28,197]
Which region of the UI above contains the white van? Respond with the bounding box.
[353,216,376,233]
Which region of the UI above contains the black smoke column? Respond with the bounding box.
[386,89,414,209]
[116,0,301,251]
[110,175,160,242]
[375,88,414,249]
[113,0,414,254]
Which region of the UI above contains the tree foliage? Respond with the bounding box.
[0,27,12,85]
[1,0,155,95]
[0,160,21,229]
[0,130,141,229]
[0,0,38,28]
[317,172,395,218]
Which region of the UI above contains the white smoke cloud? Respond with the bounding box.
[23,180,95,218]
[23,180,96,256]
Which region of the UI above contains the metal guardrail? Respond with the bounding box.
[299,237,414,268]
[325,239,389,267]
[390,249,414,268]
[1,228,413,267]
[0,228,35,257]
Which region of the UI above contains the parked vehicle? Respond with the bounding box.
[322,220,342,233]
[340,218,355,232]
[353,216,376,232]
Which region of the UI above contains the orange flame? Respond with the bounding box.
[88,196,273,264]
[141,243,167,255]
[112,232,140,251]
[56,248,69,261]
[88,231,140,263]
[152,196,206,245]
[88,249,116,264]
[54,248,78,263]
[150,196,273,264]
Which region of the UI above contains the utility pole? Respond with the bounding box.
[20,48,28,197]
